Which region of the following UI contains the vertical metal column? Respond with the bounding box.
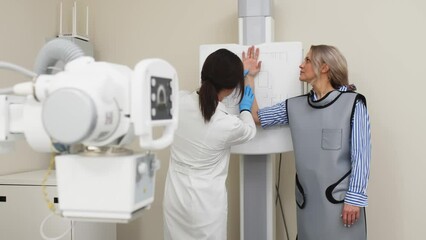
[238,1,274,240]
[240,154,275,240]
[238,0,272,45]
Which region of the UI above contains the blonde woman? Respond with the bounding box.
[249,45,371,240]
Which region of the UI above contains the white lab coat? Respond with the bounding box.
[163,91,256,240]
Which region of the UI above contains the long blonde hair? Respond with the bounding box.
[310,45,348,89]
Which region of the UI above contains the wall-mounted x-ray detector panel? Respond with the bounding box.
[200,42,303,154]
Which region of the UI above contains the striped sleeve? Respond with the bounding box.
[345,99,372,207]
[257,100,289,128]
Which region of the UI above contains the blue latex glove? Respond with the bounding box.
[239,85,254,112]
[243,69,249,77]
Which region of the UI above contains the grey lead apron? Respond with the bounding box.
[287,91,367,240]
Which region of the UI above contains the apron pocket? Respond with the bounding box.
[321,128,342,150]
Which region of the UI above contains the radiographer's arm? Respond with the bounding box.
[225,86,256,146]
[345,99,371,207]
[227,111,256,145]
[244,74,260,124]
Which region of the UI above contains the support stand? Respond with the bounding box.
[238,1,275,240]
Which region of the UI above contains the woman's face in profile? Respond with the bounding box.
[299,50,316,84]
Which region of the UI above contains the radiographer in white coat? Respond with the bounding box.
[163,47,261,240]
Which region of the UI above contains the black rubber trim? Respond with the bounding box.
[350,93,367,128]
[307,91,343,109]
[325,170,351,204]
[295,174,306,209]
[285,99,289,123]
[363,207,368,238]
[240,109,251,113]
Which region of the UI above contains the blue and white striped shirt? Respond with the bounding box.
[258,86,371,207]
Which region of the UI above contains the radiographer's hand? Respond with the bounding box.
[239,86,254,113]
[341,203,360,227]
[242,46,262,77]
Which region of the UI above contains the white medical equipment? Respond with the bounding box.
[0,38,179,223]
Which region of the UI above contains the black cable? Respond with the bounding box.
[275,153,282,205]
[275,153,289,240]
[276,184,290,240]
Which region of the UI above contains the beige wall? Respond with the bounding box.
[2,0,425,239]
[275,1,426,239]
[0,0,63,175]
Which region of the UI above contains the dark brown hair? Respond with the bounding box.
[199,49,244,122]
